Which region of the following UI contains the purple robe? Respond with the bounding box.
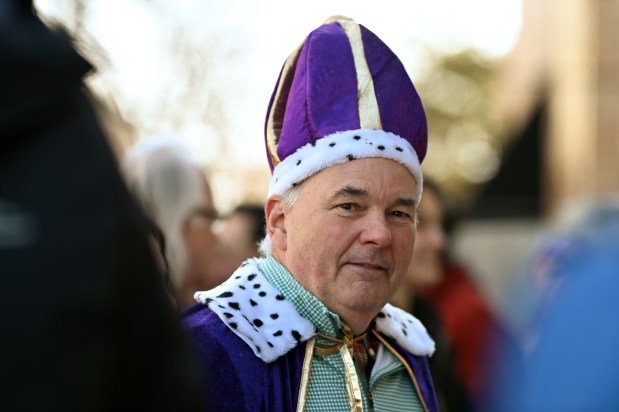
[182,303,439,411]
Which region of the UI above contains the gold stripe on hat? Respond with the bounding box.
[337,18,383,130]
[266,41,304,169]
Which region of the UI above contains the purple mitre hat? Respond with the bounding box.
[264,16,427,201]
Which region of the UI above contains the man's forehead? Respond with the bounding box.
[325,180,417,206]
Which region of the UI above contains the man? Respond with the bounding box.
[182,16,438,411]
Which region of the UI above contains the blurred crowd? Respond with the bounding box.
[3,3,619,412]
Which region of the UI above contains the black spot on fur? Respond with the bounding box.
[273,330,283,337]
[377,145,385,151]
[223,312,234,319]
[239,285,246,290]
[217,291,233,298]
[235,275,241,279]
[346,154,355,161]
[292,182,298,187]
[402,328,408,337]
[275,294,285,301]
[228,302,240,310]
[292,330,301,341]
[256,345,262,353]
[396,146,403,152]
[296,159,302,166]
[253,283,261,289]
[230,322,238,329]
[248,273,257,281]
[253,319,264,327]
[267,342,274,348]
[250,299,257,306]
[353,135,361,140]
[259,291,267,297]
[329,142,336,147]
[270,313,279,320]
[377,312,386,318]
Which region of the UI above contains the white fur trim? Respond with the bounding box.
[268,129,423,202]
[194,258,316,363]
[196,259,435,362]
[375,303,435,356]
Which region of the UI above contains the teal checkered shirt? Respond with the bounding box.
[260,256,425,411]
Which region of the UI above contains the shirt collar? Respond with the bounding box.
[260,256,342,337]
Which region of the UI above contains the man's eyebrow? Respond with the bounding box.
[330,185,368,200]
[395,197,417,209]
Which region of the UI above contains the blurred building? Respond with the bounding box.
[451,0,619,328]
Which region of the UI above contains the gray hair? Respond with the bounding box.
[258,183,302,256]
[123,136,209,290]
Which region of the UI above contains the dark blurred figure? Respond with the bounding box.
[392,178,473,412]
[0,3,204,411]
[490,198,619,412]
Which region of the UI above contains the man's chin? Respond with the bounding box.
[342,289,389,313]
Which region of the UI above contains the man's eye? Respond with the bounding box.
[339,203,354,211]
[391,211,411,219]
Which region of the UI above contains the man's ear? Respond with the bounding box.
[265,196,287,251]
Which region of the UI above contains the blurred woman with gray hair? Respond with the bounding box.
[123,136,219,310]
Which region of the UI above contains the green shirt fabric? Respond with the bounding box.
[260,256,424,411]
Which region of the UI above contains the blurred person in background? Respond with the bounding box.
[0,2,203,410]
[210,202,266,285]
[418,195,515,411]
[392,178,474,412]
[220,203,266,260]
[490,197,619,411]
[123,136,220,310]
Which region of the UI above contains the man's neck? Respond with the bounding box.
[339,311,378,335]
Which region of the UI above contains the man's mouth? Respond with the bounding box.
[349,261,387,271]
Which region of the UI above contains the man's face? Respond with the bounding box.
[272,158,418,326]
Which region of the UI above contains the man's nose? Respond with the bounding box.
[359,213,392,247]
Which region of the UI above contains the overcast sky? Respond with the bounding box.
[35,0,523,207]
